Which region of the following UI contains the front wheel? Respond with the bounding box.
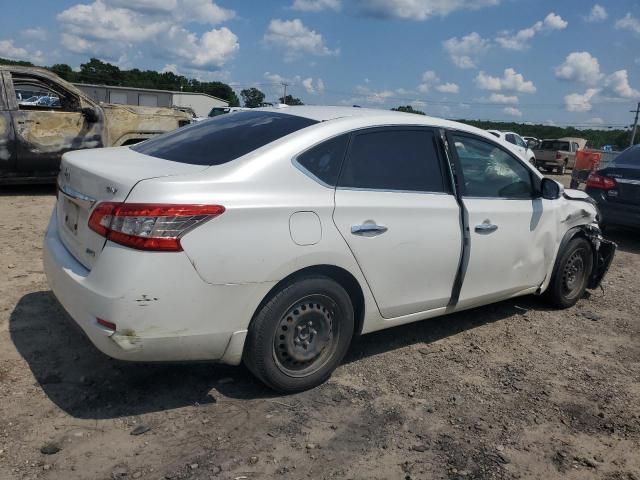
[544,237,594,309]
[243,276,354,392]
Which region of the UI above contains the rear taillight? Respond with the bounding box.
[555,153,562,160]
[88,203,225,251]
[586,173,617,191]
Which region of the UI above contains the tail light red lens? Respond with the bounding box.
[97,318,117,331]
[555,153,562,160]
[586,173,617,191]
[88,203,225,251]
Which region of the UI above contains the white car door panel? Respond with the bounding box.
[332,127,462,318]
[449,132,558,308]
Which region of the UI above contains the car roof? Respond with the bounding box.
[253,105,497,135]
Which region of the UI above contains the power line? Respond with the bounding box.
[630,102,640,146]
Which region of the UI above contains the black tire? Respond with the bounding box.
[544,237,594,309]
[558,161,567,175]
[243,275,354,393]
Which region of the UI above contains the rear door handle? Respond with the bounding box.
[475,223,498,234]
[351,223,388,237]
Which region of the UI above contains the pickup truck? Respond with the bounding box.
[533,137,587,175]
[0,66,192,184]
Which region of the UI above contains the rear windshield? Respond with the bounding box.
[132,111,318,165]
[609,145,640,168]
[540,141,570,151]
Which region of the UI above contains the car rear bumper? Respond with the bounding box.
[43,208,275,364]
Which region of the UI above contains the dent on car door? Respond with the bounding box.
[9,73,103,174]
[447,132,558,309]
[332,127,462,318]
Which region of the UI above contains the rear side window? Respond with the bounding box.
[611,145,640,167]
[338,129,445,193]
[296,134,349,186]
[132,111,318,165]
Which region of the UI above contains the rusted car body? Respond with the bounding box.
[0,66,191,184]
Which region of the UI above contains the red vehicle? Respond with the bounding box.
[570,149,619,189]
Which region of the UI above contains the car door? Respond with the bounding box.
[8,72,102,174]
[333,127,462,318]
[447,131,557,309]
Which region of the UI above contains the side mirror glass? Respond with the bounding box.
[541,177,563,200]
[81,107,98,123]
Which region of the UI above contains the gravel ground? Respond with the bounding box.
[0,176,639,480]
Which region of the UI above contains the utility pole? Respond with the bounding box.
[630,102,640,147]
[282,82,288,104]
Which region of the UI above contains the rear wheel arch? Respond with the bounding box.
[249,265,366,336]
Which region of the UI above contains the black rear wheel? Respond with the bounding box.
[544,237,593,308]
[244,276,354,392]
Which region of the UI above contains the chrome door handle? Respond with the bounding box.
[475,223,498,234]
[351,223,388,237]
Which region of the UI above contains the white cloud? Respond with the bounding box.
[291,0,341,12]
[475,68,536,93]
[503,107,522,117]
[555,52,603,86]
[488,93,518,104]
[436,82,459,94]
[585,4,607,23]
[0,39,44,64]
[302,77,326,94]
[442,32,490,69]
[56,1,238,71]
[356,0,501,21]
[603,70,640,99]
[264,19,339,61]
[411,100,427,108]
[353,85,396,104]
[418,70,459,94]
[616,13,640,35]
[21,27,48,41]
[165,26,239,68]
[496,12,567,50]
[588,117,604,125]
[565,89,599,112]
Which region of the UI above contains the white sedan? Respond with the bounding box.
[44,106,615,392]
[487,130,536,165]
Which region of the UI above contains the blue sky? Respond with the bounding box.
[1,0,639,127]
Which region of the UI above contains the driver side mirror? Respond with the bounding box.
[81,107,99,123]
[541,177,563,200]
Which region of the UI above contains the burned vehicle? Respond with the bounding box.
[0,66,191,184]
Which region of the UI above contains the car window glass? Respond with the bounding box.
[133,111,318,166]
[296,134,349,186]
[515,135,526,148]
[338,129,445,193]
[12,75,74,111]
[572,142,579,152]
[505,133,516,145]
[452,134,533,199]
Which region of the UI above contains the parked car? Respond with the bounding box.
[523,136,540,149]
[44,106,616,392]
[534,137,587,174]
[585,144,640,228]
[569,148,620,189]
[0,66,192,184]
[487,130,536,164]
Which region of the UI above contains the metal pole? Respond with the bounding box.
[282,83,288,104]
[630,102,640,147]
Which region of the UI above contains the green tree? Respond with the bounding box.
[0,57,34,66]
[279,94,304,105]
[392,105,425,115]
[49,64,77,82]
[241,87,266,108]
[78,58,124,85]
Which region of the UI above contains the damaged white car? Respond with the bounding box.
[43,106,616,392]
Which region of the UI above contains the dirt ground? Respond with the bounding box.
[1,175,639,480]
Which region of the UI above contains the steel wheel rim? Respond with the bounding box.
[273,294,339,378]
[562,247,587,298]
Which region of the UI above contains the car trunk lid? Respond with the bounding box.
[56,146,208,269]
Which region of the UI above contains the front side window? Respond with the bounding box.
[133,111,318,165]
[338,128,445,193]
[12,74,77,111]
[515,135,527,148]
[451,134,534,199]
[505,133,516,145]
[296,134,349,186]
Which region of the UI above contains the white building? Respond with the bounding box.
[74,84,229,117]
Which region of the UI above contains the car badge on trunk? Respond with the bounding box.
[63,167,70,182]
[106,186,118,194]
